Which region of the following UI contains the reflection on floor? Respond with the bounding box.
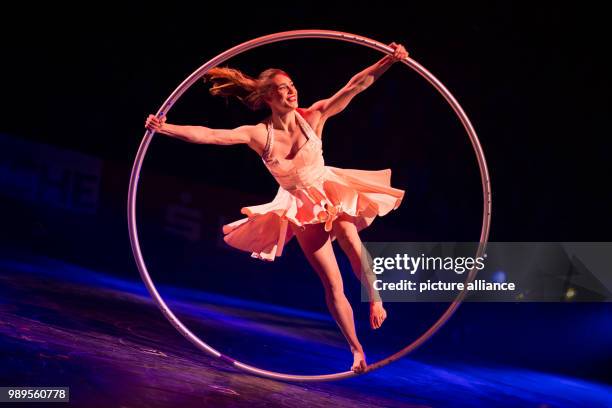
[0,255,610,407]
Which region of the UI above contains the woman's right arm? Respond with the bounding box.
[145,114,253,145]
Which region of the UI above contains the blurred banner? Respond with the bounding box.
[0,132,267,275]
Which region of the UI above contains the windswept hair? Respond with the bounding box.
[203,67,289,111]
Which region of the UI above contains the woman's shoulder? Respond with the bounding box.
[296,107,321,124]
[245,120,270,157]
[296,107,319,119]
[296,107,324,138]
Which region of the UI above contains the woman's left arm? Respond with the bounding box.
[307,42,408,121]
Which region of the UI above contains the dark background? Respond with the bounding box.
[1,1,610,384]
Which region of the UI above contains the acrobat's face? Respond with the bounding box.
[265,74,298,112]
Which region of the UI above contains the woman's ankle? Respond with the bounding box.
[350,344,364,354]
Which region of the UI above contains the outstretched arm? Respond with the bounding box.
[308,43,408,121]
[145,114,252,145]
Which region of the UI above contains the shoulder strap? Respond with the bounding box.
[295,110,319,141]
[262,120,275,160]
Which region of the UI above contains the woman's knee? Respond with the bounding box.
[334,221,362,258]
[324,282,347,304]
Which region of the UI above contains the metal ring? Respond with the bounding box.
[128,30,492,382]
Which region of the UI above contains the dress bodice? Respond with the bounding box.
[224,109,405,261]
[261,111,327,191]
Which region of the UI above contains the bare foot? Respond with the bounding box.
[370,301,387,329]
[351,349,367,373]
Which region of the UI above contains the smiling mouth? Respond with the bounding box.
[287,95,297,102]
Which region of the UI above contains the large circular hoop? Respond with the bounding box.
[128,30,492,382]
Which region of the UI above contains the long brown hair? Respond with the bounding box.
[203,67,289,111]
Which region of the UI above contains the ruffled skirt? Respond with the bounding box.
[222,166,405,261]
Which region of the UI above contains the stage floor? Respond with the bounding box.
[0,254,610,407]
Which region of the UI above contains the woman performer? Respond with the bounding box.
[145,42,408,372]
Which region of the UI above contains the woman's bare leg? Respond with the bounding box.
[290,222,367,373]
[332,214,387,329]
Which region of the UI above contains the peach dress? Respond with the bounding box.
[222,109,405,261]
